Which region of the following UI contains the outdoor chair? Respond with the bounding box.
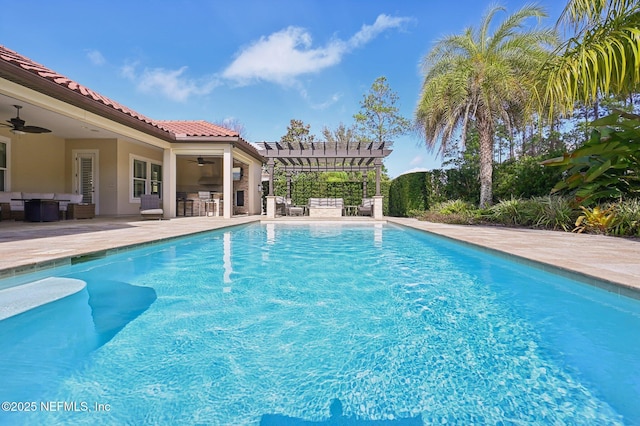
[274,196,287,216]
[357,198,374,216]
[140,194,164,220]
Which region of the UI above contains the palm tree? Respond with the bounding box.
[415,5,557,207]
[545,0,640,114]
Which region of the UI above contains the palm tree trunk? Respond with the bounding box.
[477,116,494,207]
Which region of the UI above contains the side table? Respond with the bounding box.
[68,203,95,219]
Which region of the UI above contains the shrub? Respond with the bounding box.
[573,205,618,234]
[611,199,640,236]
[532,195,577,231]
[485,198,539,226]
[493,154,565,200]
[432,199,475,215]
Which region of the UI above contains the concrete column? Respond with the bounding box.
[266,195,277,218]
[373,195,383,219]
[162,148,176,218]
[223,145,233,218]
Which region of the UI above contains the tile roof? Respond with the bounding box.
[0,45,252,146]
[0,45,160,129]
[155,120,239,138]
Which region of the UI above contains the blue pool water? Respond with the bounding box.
[0,223,639,425]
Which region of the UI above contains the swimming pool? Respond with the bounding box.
[0,223,638,425]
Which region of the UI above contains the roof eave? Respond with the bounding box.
[0,60,175,143]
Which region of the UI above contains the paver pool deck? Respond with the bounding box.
[0,215,638,297]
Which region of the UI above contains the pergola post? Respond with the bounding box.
[267,159,275,196]
[375,159,381,196]
[362,171,367,199]
[373,160,383,219]
[266,159,277,218]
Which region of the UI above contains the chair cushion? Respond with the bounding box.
[141,209,164,215]
[23,192,55,200]
[54,193,83,203]
[0,192,14,203]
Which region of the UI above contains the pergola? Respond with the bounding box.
[257,140,393,218]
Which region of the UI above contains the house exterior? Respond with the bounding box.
[0,45,264,219]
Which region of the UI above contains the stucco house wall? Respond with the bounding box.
[6,132,66,193]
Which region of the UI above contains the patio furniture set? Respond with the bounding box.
[274,197,373,217]
[0,191,94,222]
[141,191,224,220]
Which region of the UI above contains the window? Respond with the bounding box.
[131,156,162,200]
[150,163,162,195]
[0,138,9,192]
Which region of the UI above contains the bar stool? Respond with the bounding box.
[176,192,194,216]
[198,191,213,216]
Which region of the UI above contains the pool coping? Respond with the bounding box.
[0,215,638,299]
[386,217,640,300]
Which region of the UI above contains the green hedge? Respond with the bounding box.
[388,172,431,217]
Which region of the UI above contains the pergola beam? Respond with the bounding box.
[279,165,378,172]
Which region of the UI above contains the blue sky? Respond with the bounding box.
[0,0,566,178]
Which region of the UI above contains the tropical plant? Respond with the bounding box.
[485,197,539,226]
[532,195,577,231]
[611,198,640,235]
[544,0,640,115]
[415,5,557,207]
[432,199,476,215]
[542,112,640,204]
[573,204,618,233]
[416,200,479,225]
[353,76,411,145]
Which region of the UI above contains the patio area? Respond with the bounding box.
[0,215,638,298]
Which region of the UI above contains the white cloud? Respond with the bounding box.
[87,49,106,66]
[121,63,219,102]
[222,14,412,86]
[348,14,413,48]
[222,26,345,85]
[310,92,342,110]
[120,61,138,80]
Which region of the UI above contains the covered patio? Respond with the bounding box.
[257,140,392,219]
[0,45,263,220]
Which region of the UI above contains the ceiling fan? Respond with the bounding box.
[188,157,215,166]
[2,105,51,134]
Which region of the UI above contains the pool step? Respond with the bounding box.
[0,277,86,321]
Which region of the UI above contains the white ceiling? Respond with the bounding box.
[0,94,126,140]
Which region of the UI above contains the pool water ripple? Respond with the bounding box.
[0,223,638,425]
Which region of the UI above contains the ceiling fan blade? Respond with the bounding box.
[3,105,51,134]
[22,126,51,134]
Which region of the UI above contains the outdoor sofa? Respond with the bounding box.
[0,191,87,221]
[308,197,344,218]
